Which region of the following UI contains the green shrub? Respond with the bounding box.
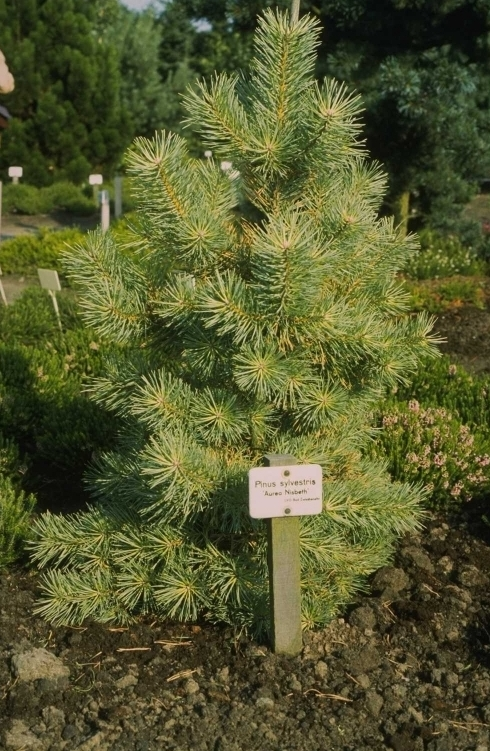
[0,474,36,568]
[2,181,95,216]
[0,287,82,344]
[2,183,49,214]
[0,289,119,509]
[403,277,487,313]
[375,401,490,511]
[0,228,85,276]
[392,355,490,433]
[0,434,23,481]
[404,229,485,280]
[40,182,95,215]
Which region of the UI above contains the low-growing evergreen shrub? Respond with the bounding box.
[1,184,50,214]
[375,401,490,511]
[0,228,85,276]
[0,289,120,510]
[2,182,95,216]
[0,473,36,568]
[404,229,485,280]
[0,287,81,344]
[40,182,95,216]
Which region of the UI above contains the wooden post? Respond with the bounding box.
[264,453,302,656]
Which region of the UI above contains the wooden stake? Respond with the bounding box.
[264,453,302,656]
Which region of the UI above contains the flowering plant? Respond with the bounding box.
[404,228,484,280]
[376,400,490,510]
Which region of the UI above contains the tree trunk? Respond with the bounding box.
[393,190,410,237]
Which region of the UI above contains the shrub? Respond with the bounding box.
[0,474,36,568]
[0,228,85,276]
[0,287,81,344]
[40,182,95,216]
[0,289,119,509]
[392,355,490,433]
[2,181,95,216]
[1,183,49,214]
[0,434,23,482]
[375,401,490,511]
[404,229,485,280]
[403,277,487,313]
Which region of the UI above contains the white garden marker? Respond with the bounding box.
[249,454,323,655]
[8,165,22,184]
[0,265,7,306]
[89,173,103,206]
[37,268,62,330]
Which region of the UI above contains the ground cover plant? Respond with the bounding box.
[30,9,437,633]
[404,229,485,280]
[404,276,487,314]
[375,400,490,511]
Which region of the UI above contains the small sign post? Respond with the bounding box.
[100,189,110,233]
[8,165,22,184]
[249,455,322,656]
[89,173,103,206]
[37,268,62,330]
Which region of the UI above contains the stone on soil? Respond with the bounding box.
[4,719,44,750]
[371,566,410,596]
[11,648,70,683]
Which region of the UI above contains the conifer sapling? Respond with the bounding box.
[31,8,438,632]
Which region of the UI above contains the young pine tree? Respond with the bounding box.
[31,9,437,632]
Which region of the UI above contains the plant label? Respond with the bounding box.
[249,464,322,518]
[37,268,61,292]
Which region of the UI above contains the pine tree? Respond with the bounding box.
[31,8,438,633]
[0,0,131,185]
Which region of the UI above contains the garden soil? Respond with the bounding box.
[2,215,490,750]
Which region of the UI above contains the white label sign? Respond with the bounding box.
[249,464,323,519]
[38,268,61,292]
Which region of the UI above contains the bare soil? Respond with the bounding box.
[1,211,98,241]
[1,217,490,750]
[2,504,490,751]
[435,306,490,374]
